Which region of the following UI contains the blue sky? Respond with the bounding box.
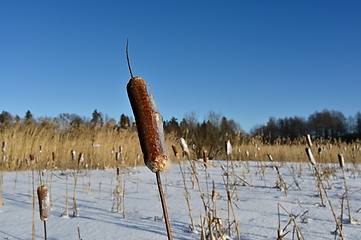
[1,1,360,132]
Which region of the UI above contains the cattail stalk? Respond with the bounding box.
[37,185,50,240]
[126,41,172,239]
[306,148,344,239]
[339,153,352,224]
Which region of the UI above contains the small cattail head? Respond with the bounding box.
[338,153,345,169]
[2,141,6,152]
[71,150,76,161]
[171,145,179,158]
[37,185,50,221]
[225,140,232,156]
[52,152,56,162]
[305,134,312,147]
[115,152,120,161]
[30,154,35,162]
[267,153,273,161]
[211,181,216,203]
[39,145,42,153]
[78,152,84,165]
[305,148,316,165]
[180,138,190,159]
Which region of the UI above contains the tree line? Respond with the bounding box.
[251,109,361,143]
[1,108,361,153]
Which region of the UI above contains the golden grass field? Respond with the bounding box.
[1,122,361,171]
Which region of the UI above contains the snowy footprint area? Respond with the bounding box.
[1,160,361,240]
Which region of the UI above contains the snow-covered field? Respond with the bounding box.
[1,160,361,239]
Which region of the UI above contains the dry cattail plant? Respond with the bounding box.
[171,145,179,159]
[1,141,5,152]
[225,140,232,157]
[180,138,190,159]
[305,148,344,239]
[126,40,172,239]
[305,134,312,147]
[37,185,50,240]
[338,153,352,224]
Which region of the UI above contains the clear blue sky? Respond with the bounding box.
[1,1,360,133]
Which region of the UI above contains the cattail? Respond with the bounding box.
[171,145,179,158]
[17,158,21,165]
[78,152,84,165]
[52,152,56,162]
[115,152,120,161]
[37,185,50,221]
[305,148,316,165]
[127,77,168,173]
[180,138,190,159]
[211,181,217,203]
[71,150,76,161]
[30,154,35,163]
[203,150,208,164]
[317,147,322,156]
[245,150,249,157]
[2,156,5,163]
[267,153,273,161]
[2,141,6,152]
[225,140,232,156]
[126,41,172,239]
[39,145,43,154]
[305,134,312,147]
[338,153,345,169]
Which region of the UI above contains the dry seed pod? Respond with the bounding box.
[2,141,6,152]
[171,145,179,158]
[338,153,345,169]
[305,148,316,165]
[305,134,312,147]
[225,140,232,156]
[127,77,168,173]
[52,152,56,162]
[180,138,190,159]
[267,153,273,161]
[37,185,50,221]
[78,152,84,165]
[71,150,76,161]
[39,145,42,154]
[115,152,120,161]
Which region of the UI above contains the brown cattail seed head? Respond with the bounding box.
[338,153,345,169]
[305,148,316,165]
[52,152,56,162]
[127,77,168,173]
[171,145,179,158]
[37,185,50,221]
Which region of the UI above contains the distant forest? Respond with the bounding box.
[1,109,361,145]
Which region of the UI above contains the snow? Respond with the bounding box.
[1,160,361,239]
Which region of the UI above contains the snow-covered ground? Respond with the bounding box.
[1,160,361,239]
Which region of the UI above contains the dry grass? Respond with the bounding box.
[1,122,361,172]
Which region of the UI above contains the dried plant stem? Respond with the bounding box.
[32,170,35,240]
[156,172,172,240]
[341,168,352,224]
[73,170,78,217]
[65,173,69,217]
[313,166,344,239]
[43,221,47,240]
[178,162,195,231]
